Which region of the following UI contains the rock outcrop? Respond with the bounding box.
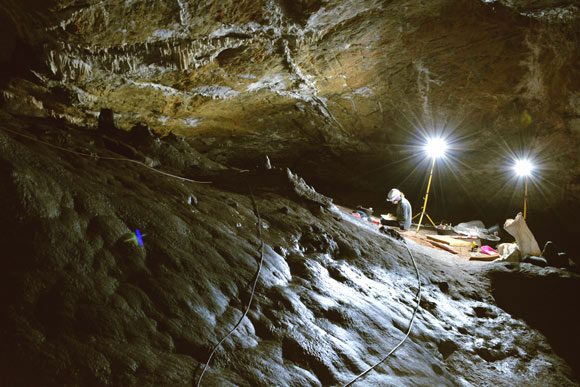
[0,118,578,385]
[0,1,579,384]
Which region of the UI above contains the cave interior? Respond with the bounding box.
[0,0,579,385]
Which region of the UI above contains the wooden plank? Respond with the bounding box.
[427,234,473,247]
[469,252,500,261]
[427,240,459,254]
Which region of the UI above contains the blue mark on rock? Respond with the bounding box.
[135,229,144,247]
[125,229,145,247]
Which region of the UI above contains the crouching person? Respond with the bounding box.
[383,188,412,231]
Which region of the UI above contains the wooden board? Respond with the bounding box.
[426,234,473,247]
[469,252,500,261]
[427,240,459,254]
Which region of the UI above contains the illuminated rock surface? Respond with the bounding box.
[0,120,578,385]
[0,0,579,385]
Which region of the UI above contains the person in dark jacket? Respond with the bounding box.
[386,188,412,230]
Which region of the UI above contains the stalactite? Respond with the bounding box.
[177,0,190,27]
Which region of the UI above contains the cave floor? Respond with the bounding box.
[0,118,579,386]
[338,205,495,262]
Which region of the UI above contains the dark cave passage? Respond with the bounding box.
[490,268,580,379]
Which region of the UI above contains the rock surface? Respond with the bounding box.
[0,0,579,248]
[1,1,580,385]
[0,118,579,385]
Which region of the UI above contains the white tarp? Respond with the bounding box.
[503,212,541,256]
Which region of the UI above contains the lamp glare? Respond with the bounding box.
[514,159,533,177]
[425,137,448,159]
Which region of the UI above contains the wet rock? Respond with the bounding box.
[274,245,288,257]
[281,333,339,385]
[333,237,359,261]
[286,169,334,210]
[435,281,450,294]
[474,346,511,363]
[326,264,349,283]
[0,86,579,386]
[322,306,354,327]
[473,306,498,319]
[420,297,438,314]
[431,363,444,376]
[299,225,338,254]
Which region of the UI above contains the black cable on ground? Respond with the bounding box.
[1,126,267,386]
[343,237,422,386]
[196,188,265,386]
[3,126,421,385]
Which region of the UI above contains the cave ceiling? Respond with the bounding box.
[0,0,579,235]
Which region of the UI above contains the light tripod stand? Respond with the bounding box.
[414,157,438,231]
[414,137,447,232]
[514,158,533,221]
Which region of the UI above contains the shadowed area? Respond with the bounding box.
[489,266,580,379]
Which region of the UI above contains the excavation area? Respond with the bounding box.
[1,0,579,385]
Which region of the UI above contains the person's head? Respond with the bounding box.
[387,188,403,204]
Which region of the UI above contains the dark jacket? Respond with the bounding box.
[396,197,412,230]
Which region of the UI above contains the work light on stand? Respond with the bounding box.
[415,137,448,232]
[513,158,534,220]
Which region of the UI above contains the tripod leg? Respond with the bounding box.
[426,213,437,228]
[416,159,436,232]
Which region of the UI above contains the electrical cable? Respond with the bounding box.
[196,188,265,386]
[343,237,422,387]
[2,126,420,385]
[1,126,266,385]
[0,127,212,184]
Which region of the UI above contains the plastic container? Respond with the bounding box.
[436,225,455,235]
[480,235,500,248]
